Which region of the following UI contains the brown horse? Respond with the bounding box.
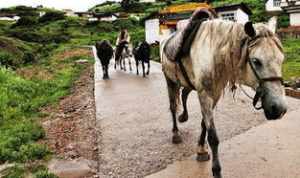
[161,20,287,178]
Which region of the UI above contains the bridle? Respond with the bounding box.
[241,36,284,110]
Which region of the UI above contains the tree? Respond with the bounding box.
[189,0,213,3]
[121,0,138,11]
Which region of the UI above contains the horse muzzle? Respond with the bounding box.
[255,86,287,120]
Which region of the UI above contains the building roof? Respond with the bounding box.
[0,13,18,18]
[93,12,118,18]
[75,12,93,15]
[214,3,252,15]
[160,3,211,14]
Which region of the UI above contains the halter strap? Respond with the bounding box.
[242,36,284,110]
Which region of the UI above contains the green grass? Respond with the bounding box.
[0,47,93,177]
[282,38,300,81]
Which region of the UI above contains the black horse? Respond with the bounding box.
[115,41,132,71]
[95,40,114,79]
[133,41,151,77]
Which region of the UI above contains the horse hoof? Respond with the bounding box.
[178,113,188,123]
[196,152,210,162]
[172,134,182,144]
[213,173,222,178]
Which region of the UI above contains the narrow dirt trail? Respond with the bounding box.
[93,51,300,178]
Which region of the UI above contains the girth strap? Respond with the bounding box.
[177,57,196,90]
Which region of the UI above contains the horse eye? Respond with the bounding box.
[252,58,262,67]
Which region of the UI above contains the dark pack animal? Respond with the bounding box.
[115,41,132,71]
[133,41,151,77]
[96,40,114,79]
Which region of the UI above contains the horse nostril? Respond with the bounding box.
[271,105,278,114]
[268,102,286,120]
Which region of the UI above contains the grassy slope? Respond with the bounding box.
[0,15,95,177]
[282,38,300,81]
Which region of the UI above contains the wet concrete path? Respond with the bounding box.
[93,48,300,178]
[146,107,300,178]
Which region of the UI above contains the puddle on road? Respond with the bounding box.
[146,156,212,178]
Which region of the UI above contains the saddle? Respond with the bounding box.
[164,8,216,62]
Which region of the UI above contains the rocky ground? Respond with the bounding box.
[41,64,98,178]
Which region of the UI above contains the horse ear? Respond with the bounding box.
[244,22,256,38]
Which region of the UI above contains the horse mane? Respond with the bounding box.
[194,20,282,96]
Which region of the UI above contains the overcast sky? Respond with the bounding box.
[0,0,120,11]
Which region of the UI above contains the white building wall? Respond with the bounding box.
[218,9,249,24]
[140,0,156,2]
[218,10,236,21]
[101,16,117,22]
[290,13,300,26]
[236,9,249,24]
[266,0,282,12]
[145,19,160,44]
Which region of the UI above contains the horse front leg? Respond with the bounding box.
[178,87,191,123]
[102,65,107,80]
[146,61,150,75]
[104,65,109,79]
[123,58,126,71]
[198,91,222,178]
[142,61,146,77]
[165,75,182,144]
[136,60,139,75]
[128,57,132,72]
[197,119,210,162]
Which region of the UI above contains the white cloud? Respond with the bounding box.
[0,0,118,11]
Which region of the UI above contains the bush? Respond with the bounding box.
[13,16,37,27]
[34,171,58,178]
[278,13,290,28]
[113,19,137,30]
[39,11,65,23]
[19,143,50,162]
[3,165,25,178]
[9,29,70,44]
[0,52,22,68]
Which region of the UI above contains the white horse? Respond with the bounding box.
[161,20,287,178]
[114,41,133,71]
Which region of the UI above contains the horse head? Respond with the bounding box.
[239,22,287,120]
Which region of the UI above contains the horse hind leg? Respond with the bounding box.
[178,87,191,123]
[165,75,182,144]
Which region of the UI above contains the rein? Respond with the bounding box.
[241,37,284,110]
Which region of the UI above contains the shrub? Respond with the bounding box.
[113,19,137,30]
[278,13,290,28]
[2,165,25,178]
[39,11,65,23]
[19,143,50,162]
[9,29,70,44]
[13,16,37,27]
[0,51,22,68]
[34,171,58,178]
